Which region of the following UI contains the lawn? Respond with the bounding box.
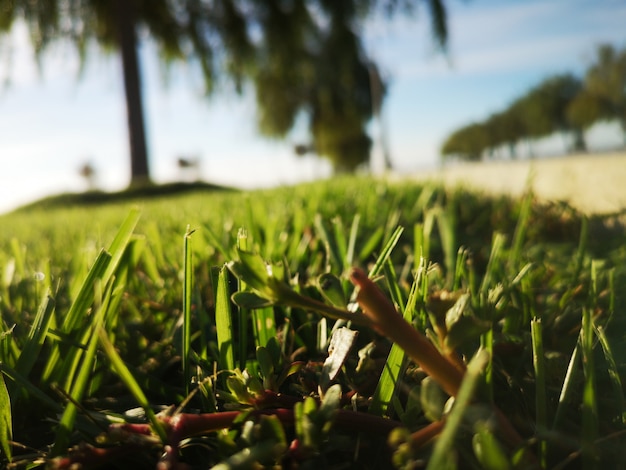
[1,177,625,469]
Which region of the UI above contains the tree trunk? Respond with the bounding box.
[115,0,150,186]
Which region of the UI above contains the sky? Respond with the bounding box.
[0,0,625,213]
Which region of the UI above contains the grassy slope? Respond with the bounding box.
[1,177,625,468]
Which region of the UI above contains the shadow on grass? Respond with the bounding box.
[12,180,237,213]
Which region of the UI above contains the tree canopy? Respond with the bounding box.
[441,43,626,162]
[0,0,451,181]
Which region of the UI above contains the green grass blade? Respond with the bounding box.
[182,226,194,396]
[594,325,625,424]
[357,226,384,262]
[42,249,112,383]
[251,306,277,349]
[14,294,55,379]
[315,214,342,271]
[102,208,141,282]
[368,226,404,278]
[215,266,235,372]
[97,327,167,443]
[0,363,62,413]
[427,349,490,470]
[331,216,348,269]
[531,318,547,466]
[383,258,406,312]
[552,338,581,431]
[508,191,532,269]
[369,272,421,416]
[479,232,507,296]
[236,230,249,370]
[581,307,598,468]
[0,371,12,462]
[572,216,588,281]
[435,206,457,286]
[345,213,360,267]
[51,281,111,456]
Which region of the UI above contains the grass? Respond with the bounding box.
[0,176,626,468]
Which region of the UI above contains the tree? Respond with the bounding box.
[582,43,626,144]
[532,73,586,152]
[484,109,526,159]
[0,0,451,182]
[441,122,489,161]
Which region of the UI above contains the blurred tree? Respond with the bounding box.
[0,0,451,180]
[484,109,525,159]
[581,44,626,144]
[529,73,586,152]
[443,73,587,162]
[511,74,584,149]
[567,89,608,131]
[441,122,488,161]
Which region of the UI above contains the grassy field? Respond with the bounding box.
[1,177,625,469]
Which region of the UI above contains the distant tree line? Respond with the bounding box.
[441,44,626,162]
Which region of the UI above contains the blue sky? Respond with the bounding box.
[0,0,625,212]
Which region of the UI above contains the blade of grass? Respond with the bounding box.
[236,229,250,369]
[508,191,533,269]
[41,249,111,383]
[594,325,625,424]
[51,279,111,456]
[479,232,507,297]
[97,327,167,443]
[182,226,194,396]
[214,266,235,372]
[581,307,598,468]
[367,226,404,278]
[552,337,581,431]
[14,294,55,380]
[251,306,277,349]
[315,214,342,271]
[369,269,421,416]
[102,208,141,282]
[572,216,588,281]
[435,206,456,286]
[331,216,348,270]
[345,214,360,267]
[531,318,547,467]
[0,363,63,413]
[0,371,11,462]
[427,349,490,470]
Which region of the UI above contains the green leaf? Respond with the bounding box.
[420,377,448,422]
[256,346,275,389]
[317,273,346,307]
[0,372,12,461]
[472,423,511,470]
[232,250,270,292]
[319,383,342,429]
[445,314,491,351]
[231,291,274,310]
